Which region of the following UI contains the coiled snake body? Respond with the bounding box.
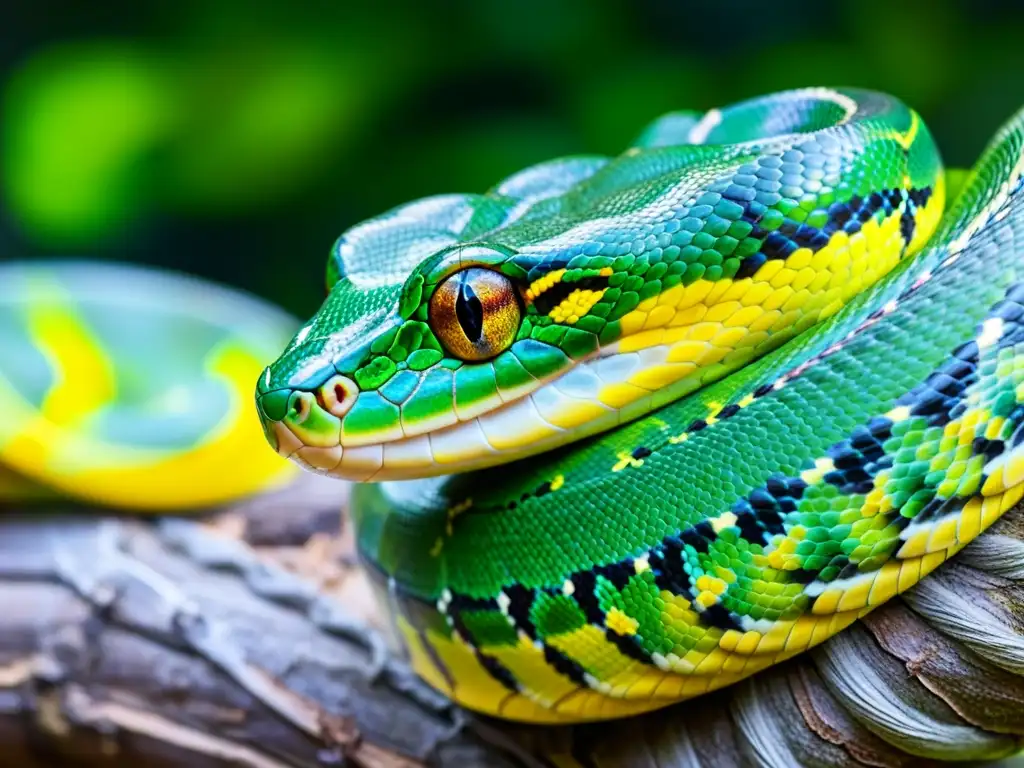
[258,88,1024,724]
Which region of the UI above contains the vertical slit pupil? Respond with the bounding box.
[455,277,485,343]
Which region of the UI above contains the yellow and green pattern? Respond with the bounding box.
[0,261,298,509]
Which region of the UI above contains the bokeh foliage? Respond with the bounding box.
[3,0,1024,317]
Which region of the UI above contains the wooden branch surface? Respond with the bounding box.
[2,473,1023,767]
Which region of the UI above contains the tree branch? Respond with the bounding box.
[2,474,1023,767]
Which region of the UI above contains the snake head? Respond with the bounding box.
[255,155,681,481]
[255,201,624,480]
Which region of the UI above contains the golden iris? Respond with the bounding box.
[429,267,521,361]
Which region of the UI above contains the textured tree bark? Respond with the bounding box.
[2,473,1023,768]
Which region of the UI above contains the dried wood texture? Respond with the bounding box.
[2,474,1023,768]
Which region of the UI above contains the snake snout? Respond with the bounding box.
[255,370,358,460]
[255,381,290,424]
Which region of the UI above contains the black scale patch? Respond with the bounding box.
[605,628,657,662]
[476,651,520,692]
[543,643,589,685]
[698,603,744,632]
[502,582,539,640]
[734,186,932,280]
[650,534,694,595]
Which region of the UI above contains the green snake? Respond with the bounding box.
[6,88,1024,726]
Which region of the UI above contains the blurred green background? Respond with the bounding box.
[3,0,1024,320]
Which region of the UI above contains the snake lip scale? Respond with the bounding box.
[265,338,679,482]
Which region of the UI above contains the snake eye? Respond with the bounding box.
[429,267,521,361]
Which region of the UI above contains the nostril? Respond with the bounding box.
[288,391,313,425]
[318,374,358,418]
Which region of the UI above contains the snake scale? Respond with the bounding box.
[5,88,1024,727]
